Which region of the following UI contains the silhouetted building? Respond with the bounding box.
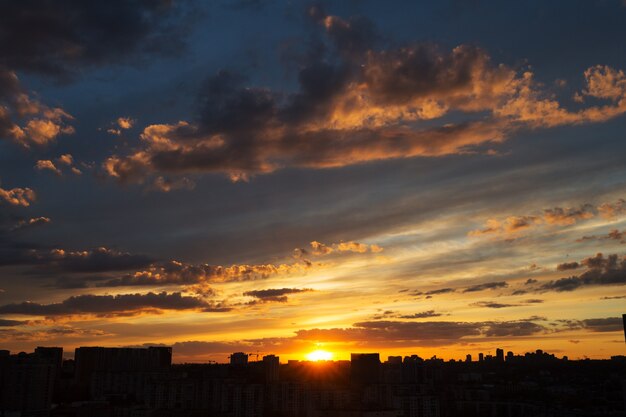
[387,356,402,364]
[230,351,249,365]
[0,349,59,417]
[351,353,380,384]
[74,346,171,400]
[496,348,504,362]
[263,354,280,382]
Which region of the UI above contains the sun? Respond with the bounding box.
[306,349,333,361]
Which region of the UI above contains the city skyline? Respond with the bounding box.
[1,0,626,364]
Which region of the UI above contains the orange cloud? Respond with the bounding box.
[0,69,74,147]
[35,159,62,175]
[309,240,383,255]
[0,185,36,206]
[469,202,608,237]
[101,26,626,187]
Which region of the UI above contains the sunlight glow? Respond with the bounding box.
[306,349,333,361]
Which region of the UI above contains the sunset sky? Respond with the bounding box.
[0,0,625,363]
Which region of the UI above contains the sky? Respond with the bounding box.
[0,0,625,363]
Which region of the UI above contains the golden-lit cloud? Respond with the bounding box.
[0,185,36,206]
[35,159,62,175]
[0,69,74,147]
[308,240,383,256]
[468,200,623,237]
[98,260,312,289]
[101,15,626,188]
[107,116,135,135]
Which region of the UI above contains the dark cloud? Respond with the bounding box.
[463,281,508,293]
[541,253,626,292]
[0,247,154,273]
[556,261,580,271]
[0,0,198,78]
[581,317,623,332]
[0,291,228,317]
[543,204,595,225]
[9,217,51,232]
[0,318,28,327]
[243,287,313,303]
[397,310,443,319]
[94,260,309,288]
[424,287,456,296]
[577,229,626,244]
[299,318,548,344]
[481,320,545,337]
[472,301,518,309]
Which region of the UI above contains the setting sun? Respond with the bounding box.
[306,349,333,361]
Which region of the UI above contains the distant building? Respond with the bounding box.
[230,352,249,366]
[74,346,172,400]
[0,348,59,417]
[387,356,402,364]
[351,353,381,384]
[496,348,504,362]
[263,354,280,382]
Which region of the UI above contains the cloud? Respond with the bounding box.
[9,217,51,232]
[578,229,626,244]
[243,287,313,303]
[0,246,154,273]
[107,117,135,136]
[543,204,595,225]
[471,301,518,308]
[95,260,310,289]
[309,240,383,256]
[149,176,195,192]
[0,318,28,327]
[469,203,599,237]
[422,288,456,296]
[0,326,110,342]
[581,317,623,332]
[0,68,74,147]
[0,291,227,317]
[463,281,508,293]
[556,261,581,271]
[35,154,83,176]
[298,318,547,344]
[0,185,36,207]
[598,198,626,219]
[0,0,198,78]
[102,12,626,186]
[540,253,626,292]
[35,160,62,175]
[397,310,443,319]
